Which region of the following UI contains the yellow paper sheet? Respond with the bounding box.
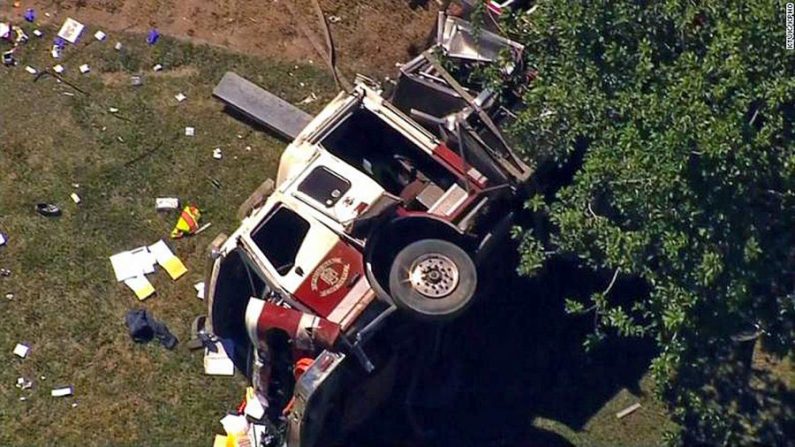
[149,240,188,280]
[124,276,155,300]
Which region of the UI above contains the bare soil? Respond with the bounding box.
[2,0,439,77]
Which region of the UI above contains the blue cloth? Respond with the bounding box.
[125,309,178,350]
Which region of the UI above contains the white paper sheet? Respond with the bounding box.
[109,251,137,282]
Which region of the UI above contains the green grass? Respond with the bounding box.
[0,23,333,446]
[0,21,680,447]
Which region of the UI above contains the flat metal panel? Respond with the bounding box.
[213,71,313,140]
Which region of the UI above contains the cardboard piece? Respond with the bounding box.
[149,240,187,280]
[94,30,106,41]
[79,64,90,74]
[124,276,155,300]
[70,193,81,204]
[25,66,37,75]
[57,18,85,44]
[53,64,64,74]
[185,127,195,137]
[175,93,187,102]
[13,343,29,358]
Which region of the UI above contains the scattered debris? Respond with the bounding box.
[124,275,155,300]
[299,92,318,104]
[131,75,143,87]
[114,41,122,51]
[2,50,15,66]
[13,343,30,358]
[51,386,73,397]
[204,340,234,376]
[212,148,223,160]
[35,203,62,217]
[94,30,107,41]
[24,9,35,23]
[70,193,81,204]
[616,402,642,419]
[174,92,187,102]
[5,293,13,300]
[243,387,267,419]
[32,29,43,38]
[109,107,119,113]
[79,64,90,74]
[194,281,205,300]
[0,268,10,277]
[50,45,61,59]
[53,64,64,74]
[16,377,33,390]
[150,239,188,279]
[155,198,179,211]
[328,15,342,24]
[57,18,85,44]
[110,246,158,300]
[24,66,37,75]
[152,63,163,72]
[184,126,195,137]
[169,206,202,240]
[147,28,160,45]
[125,309,178,350]
[0,23,9,40]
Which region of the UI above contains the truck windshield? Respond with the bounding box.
[251,207,310,275]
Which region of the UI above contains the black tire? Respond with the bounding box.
[388,239,477,320]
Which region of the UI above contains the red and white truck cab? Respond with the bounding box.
[206,13,532,446]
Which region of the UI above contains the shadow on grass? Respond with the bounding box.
[344,247,655,446]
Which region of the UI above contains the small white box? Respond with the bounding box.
[174,93,187,102]
[33,29,43,37]
[153,64,163,72]
[25,66,37,75]
[114,41,122,51]
[13,343,29,358]
[53,64,64,74]
[213,148,223,160]
[185,127,195,137]
[79,64,90,74]
[94,30,107,41]
[155,197,179,211]
[109,107,119,113]
[51,386,73,397]
[70,193,81,204]
[194,281,205,300]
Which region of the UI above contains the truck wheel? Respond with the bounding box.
[388,239,477,320]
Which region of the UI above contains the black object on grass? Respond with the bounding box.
[35,203,62,217]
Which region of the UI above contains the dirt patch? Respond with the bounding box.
[2,0,439,77]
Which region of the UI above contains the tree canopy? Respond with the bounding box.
[502,0,794,443]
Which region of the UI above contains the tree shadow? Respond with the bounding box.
[345,246,656,446]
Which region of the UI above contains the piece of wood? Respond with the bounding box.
[213,72,313,141]
[616,402,642,419]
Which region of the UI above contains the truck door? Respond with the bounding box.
[244,205,365,318]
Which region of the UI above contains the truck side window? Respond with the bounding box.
[252,207,310,275]
[297,166,351,207]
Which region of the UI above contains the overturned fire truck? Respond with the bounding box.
[206,13,531,446]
